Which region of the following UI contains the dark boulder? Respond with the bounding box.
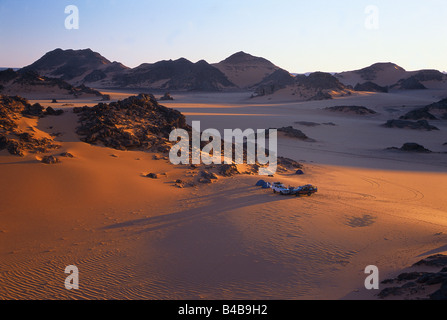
[23,103,44,117]
[45,106,64,116]
[159,92,174,101]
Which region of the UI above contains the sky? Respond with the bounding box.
[0,0,446,73]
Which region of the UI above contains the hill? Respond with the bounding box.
[113,58,236,91]
[22,48,129,87]
[213,51,280,89]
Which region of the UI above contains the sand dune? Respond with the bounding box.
[1,89,446,300]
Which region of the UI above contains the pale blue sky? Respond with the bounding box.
[0,0,446,72]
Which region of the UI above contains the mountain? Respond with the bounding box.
[335,63,408,87]
[253,69,296,95]
[336,63,447,91]
[22,48,129,87]
[213,51,280,89]
[113,58,236,91]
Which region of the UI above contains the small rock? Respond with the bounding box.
[146,173,158,179]
[200,170,218,180]
[60,152,74,158]
[41,155,60,164]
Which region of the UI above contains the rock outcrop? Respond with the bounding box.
[400,98,447,121]
[74,94,189,152]
[387,143,432,153]
[354,81,388,93]
[277,126,313,141]
[0,95,61,156]
[383,119,439,131]
[379,255,447,300]
[0,69,108,100]
[326,105,377,115]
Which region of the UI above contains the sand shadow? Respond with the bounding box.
[103,186,292,234]
[345,214,377,228]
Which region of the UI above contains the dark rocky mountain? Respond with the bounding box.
[213,51,280,89]
[114,58,236,91]
[113,58,236,91]
[295,72,347,90]
[254,69,296,96]
[22,48,129,86]
[23,49,447,93]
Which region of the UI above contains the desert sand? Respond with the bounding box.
[0,89,446,300]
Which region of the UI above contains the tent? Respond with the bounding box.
[262,182,271,189]
[296,170,304,175]
[256,180,266,187]
[256,180,271,189]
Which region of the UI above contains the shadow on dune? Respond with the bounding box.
[103,186,291,234]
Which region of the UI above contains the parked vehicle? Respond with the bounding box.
[291,184,318,197]
[271,182,318,197]
[271,182,293,195]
